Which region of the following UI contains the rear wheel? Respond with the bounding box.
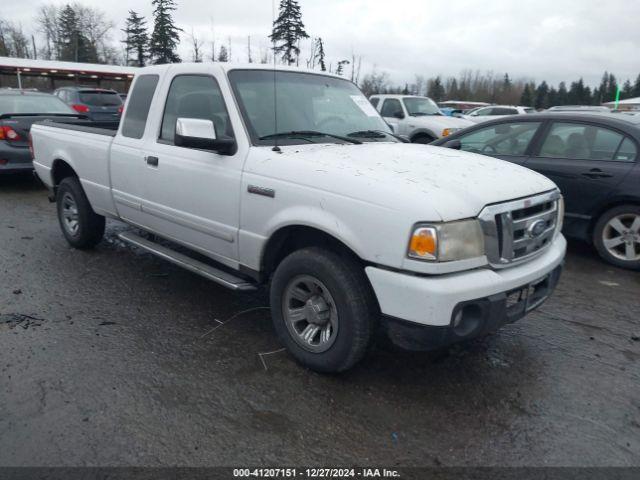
[56,177,105,249]
[270,247,378,373]
[593,205,640,270]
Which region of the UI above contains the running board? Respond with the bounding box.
[118,231,257,291]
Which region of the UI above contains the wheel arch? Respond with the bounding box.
[409,129,437,143]
[261,224,366,281]
[51,158,78,189]
[588,196,640,237]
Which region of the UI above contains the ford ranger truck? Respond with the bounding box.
[30,64,566,373]
[369,94,473,143]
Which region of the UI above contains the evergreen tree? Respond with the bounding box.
[534,81,550,109]
[217,45,228,62]
[520,83,534,107]
[335,59,349,76]
[315,37,326,71]
[547,87,558,107]
[557,81,569,105]
[633,74,640,97]
[122,11,149,67]
[57,5,96,62]
[270,0,309,65]
[149,0,182,64]
[427,76,445,102]
[568,78,588,105]
[606,73,618,103]
[622,79,633,99]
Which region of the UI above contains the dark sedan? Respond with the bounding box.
[0,90,81,174]
[432,113,640,270]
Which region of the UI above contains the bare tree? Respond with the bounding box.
[188,28,203,62]
[35,5,60,60]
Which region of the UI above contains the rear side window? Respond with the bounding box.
[121,75,159,139]
[614,138,637,162]
[369,97,380,108]
[539,122,632,161]
[79,91,122,107]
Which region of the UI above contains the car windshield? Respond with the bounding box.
[78,91,122,107]
[228,70,396,145]
[403,97,442,116]
[0,94,74,115]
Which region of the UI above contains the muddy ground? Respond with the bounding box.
[1,173,639,467]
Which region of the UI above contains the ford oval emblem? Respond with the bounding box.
[528,219,547,238]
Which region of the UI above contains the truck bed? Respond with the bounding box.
[31,121,118,217]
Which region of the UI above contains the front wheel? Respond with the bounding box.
[270,247,378,373]
[593,205,640,270]
[56,177,105,249]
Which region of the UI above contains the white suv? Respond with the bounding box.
[462,105,535,123]
[370,94,473,143]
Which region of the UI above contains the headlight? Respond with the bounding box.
[441,128,459,137]
[408,219,485,262]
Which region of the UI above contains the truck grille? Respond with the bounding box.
[479,190,561,268]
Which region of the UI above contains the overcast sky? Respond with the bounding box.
[3,0,639,87]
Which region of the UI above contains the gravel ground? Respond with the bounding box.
[1,173,639,467]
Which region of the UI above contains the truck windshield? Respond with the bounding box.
[229,70,397,146]
[403,97,442,116]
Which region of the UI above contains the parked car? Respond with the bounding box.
[432,113,640,269]
[54,86,123,121]
[461,105,535,123]
[369,94,473,143]
[547,105,611,113]
[31,64,565,372]
[0,89,81,174]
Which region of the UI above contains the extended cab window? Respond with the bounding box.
[121,75,159,139]
[458,122,541,156]
[160,75,233,144]
[380,99,404,118]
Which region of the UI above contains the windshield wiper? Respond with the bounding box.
[259,130,362,145]
[347,130,409,143]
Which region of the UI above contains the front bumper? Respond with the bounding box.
[366,235,566,349]
[381,264,562,350]
[0,144,32,174]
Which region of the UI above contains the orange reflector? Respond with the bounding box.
[409,227,437,259]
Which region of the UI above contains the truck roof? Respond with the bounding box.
[133,62,347,80]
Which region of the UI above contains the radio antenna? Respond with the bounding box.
[271,0,281,152]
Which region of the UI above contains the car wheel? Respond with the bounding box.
[593,204,640,270]
[270,247,378,373]
[412,135,435,144]
[56,177,105,249]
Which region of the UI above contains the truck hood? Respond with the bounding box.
[247,143,557,221]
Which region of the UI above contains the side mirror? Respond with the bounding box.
[175,118,236,155]
[393,111,405,119]
[443,139,462,150]
[386,122,395,132]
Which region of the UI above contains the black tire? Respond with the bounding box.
[270,247,378,373]
[593,204,640,270]
[412,134,435,144]
[56,176,105,249]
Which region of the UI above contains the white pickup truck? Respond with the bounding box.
[31,63,566,373]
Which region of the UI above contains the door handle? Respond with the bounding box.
[145,156,159,167]
[581,168,612,179]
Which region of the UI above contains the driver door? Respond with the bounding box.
[454,120,543,166]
